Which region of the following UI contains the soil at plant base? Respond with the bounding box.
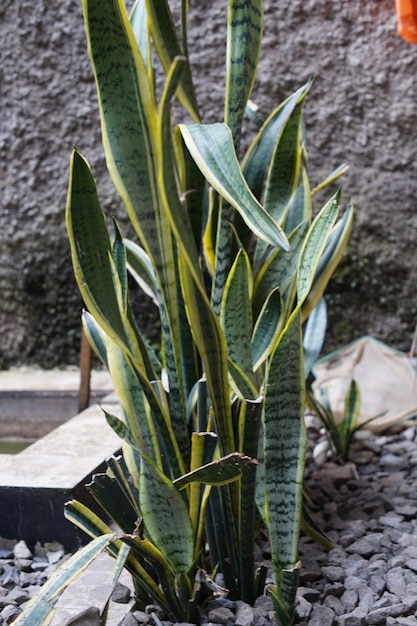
[2,418,417,625]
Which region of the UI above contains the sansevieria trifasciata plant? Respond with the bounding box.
[15,0,353,624]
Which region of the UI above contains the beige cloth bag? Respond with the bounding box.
[313,336,417,431]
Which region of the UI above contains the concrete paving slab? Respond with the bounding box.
[0,398,122,550]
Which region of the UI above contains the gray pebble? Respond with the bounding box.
[15,558,32,573]
[0,605,22,624]
[295,596,312,621]
[132,610,150,624]
[323,582,345,598]
[368,574,386,595]
[387,618,417,626]
[235,603,254,626]
[297,586,321,602]
[344,576,365,591]
[386,568,407,596]
[345,538,376,558]
[13,542,32,561]
[207,607,235,624]
[308,603,335,626]
[357,586,375,611]
[5,587,29,606]
[322,565,345,582]
[110,582,131,604]
[341,589,358,613]
[323,594,344,615]
[337,606,367,626]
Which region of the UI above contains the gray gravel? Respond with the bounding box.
[2,421,417,625]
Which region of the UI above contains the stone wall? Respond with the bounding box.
[1,0,416,368]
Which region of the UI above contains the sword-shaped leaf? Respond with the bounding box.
[220,249,259,398]
[130,0,151,72]
[242,79,313,201]
[146,0,199,121]
[84,0,160,250]
[179,123,290,252]
[252,287,284,371]
[65,501,171,613]
[225,0,263,147]
[263,309,306,620]
[297,189,341,306]
[303,297,327,379]
[178,251,235,456]
[124,239,158,305]
[67,150,127,347]
[139,457,194,574]
[13,535,115,626]
[253,220,308,319]
[301,204,353,319]
[263,97,306,225]
[174,453,255,490]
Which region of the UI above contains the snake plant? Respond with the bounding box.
[16,1,353,624]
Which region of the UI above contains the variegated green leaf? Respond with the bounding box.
[225,0,263,147]
[174,126,207,251]
[242,79,313,201]
[297,190,341,306]
[253,220,309,319]
[87,469,140,534]
[121,534,187,621]
[284,166,312,234]
[179,251,235,455]
[85,0,191,445]
[81,310,109,369]
[179,123,290,252]
[174,453,255,489]
[104,338,185,476]
[303,297,327,378]
[130,0,151,72]
[341,379,361,439]
[269,565,301,626]
[139,457,194,574]
[65,501,171,613]
[220,249,258,397]
[124,239,158,305]
[263,309,306,615]
[84,0,160,250]
[263,97,305,224]
[13,535,115,626]
[238,399,263,605]
[66,150,128,347]
[158,57,203,284]
[112,220,128,313]
[227,359,260,401]
[146,0,200,121]
[311,163,349,197]
[252,287,284,371]
[301,204,353,319]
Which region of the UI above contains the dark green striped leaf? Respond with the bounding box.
[139,458,194,574]
[174,453,255,490]
[263,309,306,582]
[225,0,263,147]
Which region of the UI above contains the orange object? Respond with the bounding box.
[396,0,417,44]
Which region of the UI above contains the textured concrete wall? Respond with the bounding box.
[1,0,416,368]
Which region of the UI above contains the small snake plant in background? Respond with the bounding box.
[15,0,353,624]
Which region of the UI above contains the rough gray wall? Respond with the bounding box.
[1,0,416,368]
